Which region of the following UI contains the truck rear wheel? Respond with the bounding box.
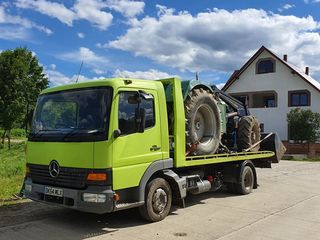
[185,88,221,155]
[139,178,172,222]
[236,166,254,195]
[237,116,261,152]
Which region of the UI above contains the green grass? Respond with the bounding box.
[0,141,26,200]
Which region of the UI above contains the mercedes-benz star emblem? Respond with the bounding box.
[49,160,60,178]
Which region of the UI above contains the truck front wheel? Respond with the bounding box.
[139,178,172,222]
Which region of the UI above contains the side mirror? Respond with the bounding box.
[113,129,121,138]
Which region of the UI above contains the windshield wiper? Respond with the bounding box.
[62,128,103,140]
[29,129,60,138]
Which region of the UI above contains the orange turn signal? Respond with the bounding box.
[87,173,107,181]
[114,193,120,201]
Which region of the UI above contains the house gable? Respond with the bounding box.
[222,46,320,93]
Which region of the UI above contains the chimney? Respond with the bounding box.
[283,54,288,62]
[305,67,309,75]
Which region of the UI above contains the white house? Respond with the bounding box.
[222,46,320,141]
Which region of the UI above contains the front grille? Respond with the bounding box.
[28,164,88,189]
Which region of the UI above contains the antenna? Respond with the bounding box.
[196,72,199,81]
[76,60,84,83]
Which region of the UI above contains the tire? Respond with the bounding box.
[237,116,261,152]
[185,88,221,155]
[236,166,254,195]
[139,178,172,222]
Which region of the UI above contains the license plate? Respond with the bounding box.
[44,186,63,197]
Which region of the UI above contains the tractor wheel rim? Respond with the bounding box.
[194,104,215,145]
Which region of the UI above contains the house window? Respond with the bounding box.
[251,92,277,108]
[288,90,310,107]
[231,91,277,108]
[233,95,249,105]
[264,97,276,108]
[256,58,275,74]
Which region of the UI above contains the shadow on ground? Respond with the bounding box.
[0,189,238,239]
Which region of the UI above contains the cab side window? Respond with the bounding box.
[118,91,155,135]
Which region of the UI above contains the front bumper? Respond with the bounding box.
[24,179,115,214]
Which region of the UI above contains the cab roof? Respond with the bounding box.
[41,78,170,95]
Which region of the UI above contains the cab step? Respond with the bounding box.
[115,201,144,211]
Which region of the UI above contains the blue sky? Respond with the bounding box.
[1,0,320,88]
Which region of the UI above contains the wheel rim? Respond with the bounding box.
[152,188,168,214]
[194,104,215,145]
[244,169,253,191]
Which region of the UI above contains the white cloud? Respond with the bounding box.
[305,0,320,3]
[278,4,295,12]
[77,32,85,38]
[92,68,106,74]
[0,26,30,40]
[216,83,225,90]
[46,69,77,85]
[108,7,320,78]
[46,69,100,86]
[15,0,113,30]
[47,68,172,86]
[106,0,145,18]
[113,69,175,80]
[96,42,107,48]
[50,63,56,70]
[15,0,75,26]
[0,5,52,35]
[59,47,107,65]
[73,0,113,30]
[58,47,108,75]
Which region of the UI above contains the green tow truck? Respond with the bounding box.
[24,77,284,222]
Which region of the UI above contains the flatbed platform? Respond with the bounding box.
[184,151,274,167]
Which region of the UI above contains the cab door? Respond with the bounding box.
[112,89,163,190]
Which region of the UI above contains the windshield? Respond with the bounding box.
[29,87,112,142]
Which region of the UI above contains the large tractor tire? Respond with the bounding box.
[185,88,221,155]
[237,116,261,152]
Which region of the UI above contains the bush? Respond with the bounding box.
[0,128,26,138]
[287,108,320,143]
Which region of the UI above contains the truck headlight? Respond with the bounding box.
[82,193,106,203]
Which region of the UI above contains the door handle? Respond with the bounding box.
[150,145,161,151]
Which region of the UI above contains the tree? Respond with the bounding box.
[287,108,320,143]
[0,47,48,149]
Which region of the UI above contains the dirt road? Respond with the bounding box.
[0,161,320,240]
